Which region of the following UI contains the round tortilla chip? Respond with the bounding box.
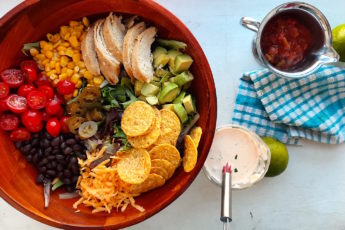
[130,173,165,194]
[183,135,198,173]
[151,159,175,179]
[155,109,181,146]
[189,126,202,148]
[121,101,155,137]
[150,167,169,180]
[127,107,161,148]
[149,144,181,169]
[117,148,151,184]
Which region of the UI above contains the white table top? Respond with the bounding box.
[1,0,345,229]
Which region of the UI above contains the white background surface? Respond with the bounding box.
[1,0,345,229]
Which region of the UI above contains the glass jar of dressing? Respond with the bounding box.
[204,124,271,189]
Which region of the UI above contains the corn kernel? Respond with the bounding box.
[53,79,59,86]
[52,34,61,43]
[82,17,89,27]
[55,63,61,74]
[71,73,80,83]
[49,74,58,80]
[75,79,83,88]
[57,46,66,52]
[61,67,67,74]
[84,71,93,80]
[49,61,56,69]
[36,54,45,61]
[60,26,69,35]
[73,89,79,97]
[64,95,72,101]
[67,62,75,69]
[79,68,86,75]
[69,21,80,27]
[93,76,104,85]
[65,49,74,57]
[68,36,79,48]
[63,33,71,40]
[40,41,47,49]
[72,53,81,63]
[58,50,65,56]
[44,50,53,59]
[61,42,70,47]
[53,40,62,48]
[66,69,74,77]
[74,66,80,73]
[60,56,69,67]
[42,59,49,66]
[44,43,53,51]
[30,48,39,56]
[59,73,67,80]
[47,33,54,41]
[77,61,85,69]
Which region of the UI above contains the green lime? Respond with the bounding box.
[262,137,289,177]
[332,24,345,62]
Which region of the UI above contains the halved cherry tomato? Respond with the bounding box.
[0,114,19,131]
[27,90,47,110]
[35,73,50,86]
[57,80,75,95]
[1,69,24,88]
[21,60,38,82]
[46,117,61,137]
[0,96,9,111]
[18,84,36,97]
[38,85,54,99]
[46,98,61,115]
[0,82,9,99]
[60,116,70,133]
[10,127,31,141]
[21,110,43,132]
[7,95,27,113]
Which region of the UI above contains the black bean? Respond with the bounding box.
[66,185,74,192]
[66,138,76,145]
[22,144,31,153]
[51,161,57,168]
[39,166,47,173]
[48,155,55,160]
[71,165,79,174]
[39,158,48,166]
[33,133,40,139]
[64,169,72,178]
[31,139,39,146]
[56,154,64,160]
[33,154,39,165]
[38,149,43,158]
[52,149,60,155]
[60,142,67,149]
[45,146,52,153]
[72,144,81,152]
[46,163,52,169]
[51,137,60,147]
[42,139,50,148]
[47,170,56,177]
[36,174,45,184]
[63,178,72,184]
[23,140,30,145]
[45,132,52,140]
[58,172,63,178]
[72,175,79,183]
[64,147,72,155]
[56,164,63,171]
[59,135,64,142]
[75,135,80,141]
[57,159,66,165]
[14,142,22,149]
[29,148,37,155]
[26,155,32,162]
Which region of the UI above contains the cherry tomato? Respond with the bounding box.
[0,82,9,99]
[60,116,70,133]
[0,114,19,131]
[21,110,43,132]
[10,127,31,141]
[46,117,61,137]
[35,73,50,86]
[26,90,47,110]
[57,80,75,95]
[0,69,25,88]
[0,96,9,111]
[46,98,62,115]
[20,60,38,82]
[18,84,36,97]
[7,95,27,113]
[38,85,54,99]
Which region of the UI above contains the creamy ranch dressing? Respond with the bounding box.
[204,126,270,189]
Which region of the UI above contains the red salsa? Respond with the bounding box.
[261,16,312,70]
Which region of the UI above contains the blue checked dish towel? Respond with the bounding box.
[232,66,345,144]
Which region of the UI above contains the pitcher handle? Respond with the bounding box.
[240,17,260,32]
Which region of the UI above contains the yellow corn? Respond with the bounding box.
[47,33,54,41]
[40,41,47,49]
[75,79,83,88]
[82,17,89,27]
[36,54,45,61]
[53,40,61,48]
[71,73,80,84]
[59,73,67,81]
[49,74,58,80]
[64,95,73,101]
[93,76,104,85]
[53,79,60,86]
[60,26,70,36]
[44,43,53,51]
[45,63,51,72]
[84,71,93,80]
[73,89,79,97]
[49,61,56,69]
[77,61,85,69]
[79,68,86,75]
[44,50,53,59]
[66,69,74,77]
[69,21,80,27]
[61,42,70,47]
[42,59,49,66]
[55,63,61,74]
[65,49,74,57]
[30,48,39,56]
[72,53,81,63]
[67,62,75,69]
[57,46,66,52]
[69,36,79,48]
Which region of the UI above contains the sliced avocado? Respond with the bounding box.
[155,68,171,78]
[173,91,186,104]
[146,96,158,105]
[182,95,196,114]
[151,81,161,88]
[138,95,146,101]
[153,76,161,82]
[157,39,187,50]
[162,104,175,111]
[169,71,194,87]
[153,47,169,68]
[158,82,180,104]
[174,54,193,74]
[141,83,160,96]
[183,81,192,90]
[167,49,183,71]
[162,81,171,88]
[134,80,144,96]
[173,103,188,123]
[160,73,170,84]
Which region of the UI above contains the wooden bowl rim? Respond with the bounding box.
[0,0,217,229]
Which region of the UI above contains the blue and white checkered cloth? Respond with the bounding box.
[232,66,345,144]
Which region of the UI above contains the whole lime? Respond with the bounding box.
[262,137,289,177]
[332,24,345,62]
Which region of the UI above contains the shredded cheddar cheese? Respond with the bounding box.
[74,147,144,213]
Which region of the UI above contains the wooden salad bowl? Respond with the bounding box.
[0,0,217,229]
